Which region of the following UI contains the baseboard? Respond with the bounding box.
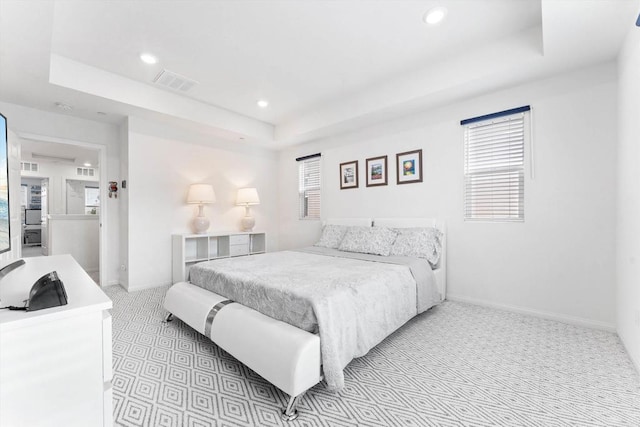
[446,294,616,332]
[105,280,120,287]
[618,330,640,375]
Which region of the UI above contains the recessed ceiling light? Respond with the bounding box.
[84,162,92,167]
[423,6,447,25]
[257,99,269,108]
[140,53,158,65]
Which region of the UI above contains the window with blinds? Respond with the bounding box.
[463,107,528,221]
[298,155,321,220]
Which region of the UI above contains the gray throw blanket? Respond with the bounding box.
[189,248,439,391]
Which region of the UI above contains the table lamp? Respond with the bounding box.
[236,188,260,231]
[187,184,216,234]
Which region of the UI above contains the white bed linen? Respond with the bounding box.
[188,248,438,391]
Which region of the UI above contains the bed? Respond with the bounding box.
[163,218,446,420]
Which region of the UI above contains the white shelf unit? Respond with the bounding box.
[173,231,267,283]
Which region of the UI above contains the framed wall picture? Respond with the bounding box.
[366,155,388,187]
[396,149,423,184]
[340,160,359,189]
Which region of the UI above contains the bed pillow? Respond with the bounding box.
[314,224,348,249]
[390,227,443,267]
[338,226,398,256]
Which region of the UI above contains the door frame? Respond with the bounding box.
[16,132,108,287]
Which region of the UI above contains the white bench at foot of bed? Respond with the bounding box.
[163,282,321,420]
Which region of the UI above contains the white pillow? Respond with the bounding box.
[390,227,443,267]
[338,226,398,256]
[315,224,348,249]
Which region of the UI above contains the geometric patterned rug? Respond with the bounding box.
[104,285,640,427]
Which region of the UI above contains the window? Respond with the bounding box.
[297,154,321,220]
[462,106,529,221]
[21,161,38,172]
[77,167,95,177]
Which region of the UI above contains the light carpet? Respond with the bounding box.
[104,285,640,427]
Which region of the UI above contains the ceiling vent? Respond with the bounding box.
[153,69,198,92]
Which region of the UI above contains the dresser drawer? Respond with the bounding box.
[229,234,250,245]
[229,244,249,257]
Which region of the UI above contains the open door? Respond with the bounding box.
[40,179,48,255]
[15,134,105,286]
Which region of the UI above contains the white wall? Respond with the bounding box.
[616,26,640,370]
[48,215,99,272]
[122,117,279,291]
[0,102,121,285]
[278,63,618,330]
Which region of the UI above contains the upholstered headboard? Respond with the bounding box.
[373,218,439,229]
[323,218,373,227]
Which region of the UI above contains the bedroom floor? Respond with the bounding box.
[104,285,640,427]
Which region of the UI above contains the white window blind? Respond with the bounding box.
[463,109,527,221]
[298,155,321,220]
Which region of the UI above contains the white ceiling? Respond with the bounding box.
[50,0,541,124]
[0,0,638,149]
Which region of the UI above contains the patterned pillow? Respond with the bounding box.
[338,226,398,256]
[390,227,443,267]
[315,225,348,249]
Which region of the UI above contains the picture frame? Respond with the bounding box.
[366,155,388,187]
[339,160,359,189]
[396,149,423,184]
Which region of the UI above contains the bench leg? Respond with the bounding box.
[164,313,174,323]
[281,392,305,421]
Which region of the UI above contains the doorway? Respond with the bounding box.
[18,136,104,285]
[20,176,48,257]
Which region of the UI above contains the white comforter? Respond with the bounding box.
[189,248,439,391]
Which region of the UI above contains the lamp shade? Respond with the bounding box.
[236,187,260,205]
[187,184,216,204]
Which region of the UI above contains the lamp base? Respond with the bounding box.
[240,216,255,232]
[193,216,210,234]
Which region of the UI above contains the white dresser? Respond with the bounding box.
[0,255,113,427]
